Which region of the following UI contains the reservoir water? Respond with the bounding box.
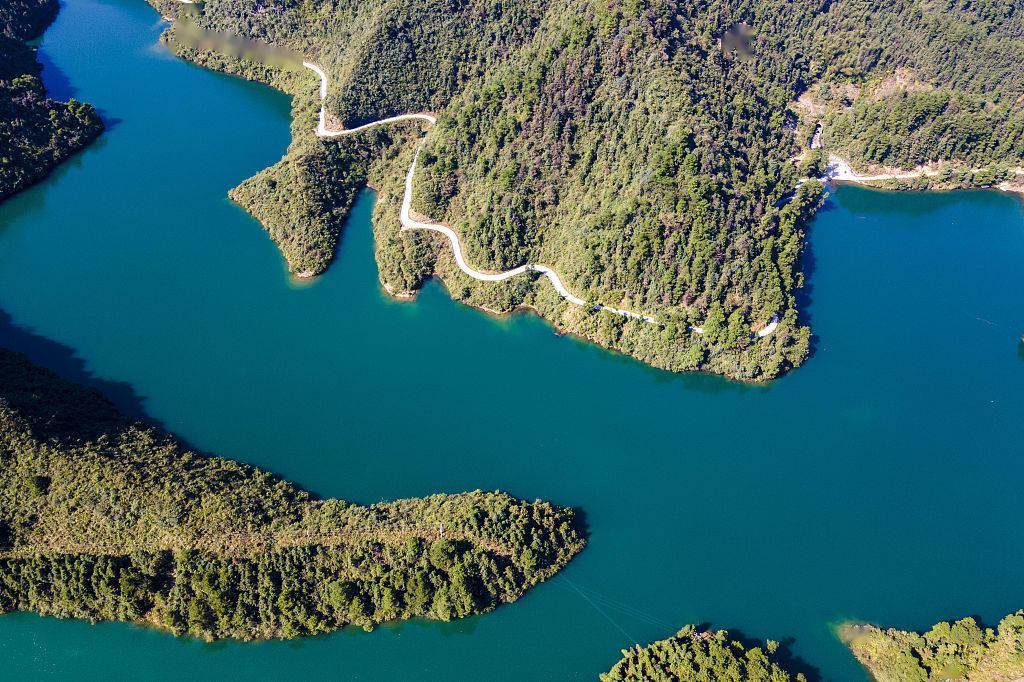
[2,0,1023,678]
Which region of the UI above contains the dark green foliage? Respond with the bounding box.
[805,0,1024,170]
[0,0,103,203]
[0,349,586,639]
[26,475,49,496]
[842,612,1024,682]
[0,541,544,638]
[600,625,807,681]
[0,0,58,42]
[822,88,1024,170]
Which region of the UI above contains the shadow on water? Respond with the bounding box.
[558,323,764,396]
[36,11,123,129]
[0,308,151,421]
[698,624,823,682]
[36,47,77,101]
[5,152,107,228]
[770,636,823,682]
[795,195,830,362]
[831,181,1000,222]
[0,308,333,500]
[0,137,110,236]
[95,110,124,130]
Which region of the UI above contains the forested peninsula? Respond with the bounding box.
[0,348,585,639]
[841,611,1024,682]
[147,0,1024,381]
[0,0,103,202]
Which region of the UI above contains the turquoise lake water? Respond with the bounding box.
[2,0,1023,678]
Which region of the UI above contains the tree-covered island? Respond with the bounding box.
[0,348,586,639]
[600,624,809,681]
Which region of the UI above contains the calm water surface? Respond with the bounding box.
[1,0,1023,679]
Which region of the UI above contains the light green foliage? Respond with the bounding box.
[600,625,808,681]
[0,349,586,640]
[843,611,1024,682]
[822,89,1023,172]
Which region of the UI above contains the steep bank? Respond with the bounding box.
[0,0,103,203]
[824,153,1024,195]
[0,348,586,639]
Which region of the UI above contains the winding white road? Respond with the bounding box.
[300,62,666,325]
[826,154,1024,186]
[401,149,587,303]
[300,61,785,334]
[186,47,779,336]
[161,0,781,338]
[303,62,437,137]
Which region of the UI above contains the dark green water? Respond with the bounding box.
[2,0,1024,678]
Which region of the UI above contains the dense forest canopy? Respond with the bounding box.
[0,0,103,202]
[150,0,1022,380]
[0,348,586,639]
[842,611,1024,682]
[599,624,808,681]
[808,0,1024,171]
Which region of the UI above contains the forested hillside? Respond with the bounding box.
[0,349,585,639]
[842,611,1024,681]
[599,624,808,681]
[0,0,103,202]
[149,0,1022,380]
[805,0,1024,173]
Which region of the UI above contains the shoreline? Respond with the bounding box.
[295,58,781,338]
[827,154,1024,195]
[158,2,790,359]
[300,59,663,326]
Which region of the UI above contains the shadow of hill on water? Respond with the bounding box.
[0,308,325,500]
[696,623,824,682]
[0,307,151,428]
